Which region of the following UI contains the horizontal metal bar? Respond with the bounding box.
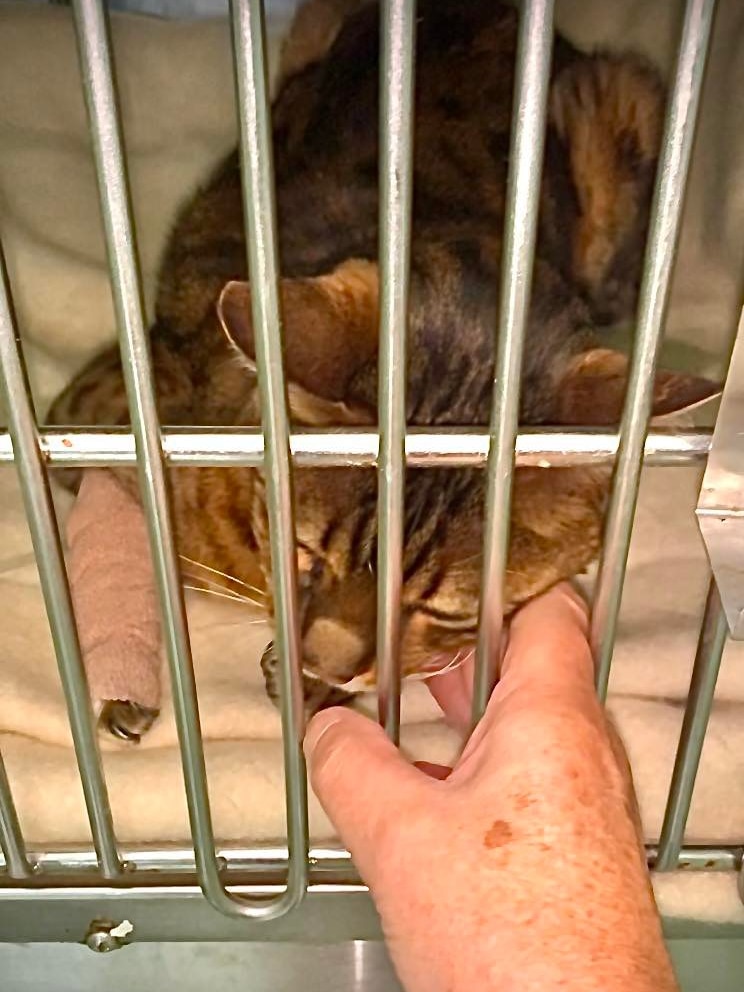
[590,0,717,702]
[0,753,33,881]
[229,0,308,919]
[0,242,121,880]
[2,843,741,883]
[0,845,351,879]
[376,0,416,744]
[475,0,555,724]
[656,580,728,871]
[2,427,710,468]
[648,846,742,873]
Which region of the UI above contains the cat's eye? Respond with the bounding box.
[434,616,478,634]
[415,604,478,633]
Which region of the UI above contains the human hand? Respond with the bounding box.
[304,583,678,992]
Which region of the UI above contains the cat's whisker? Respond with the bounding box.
[183,583,247,604]
[436,647,467,677]
[179,554,267,599]
[181,571,267,610]
[182,583,267,613]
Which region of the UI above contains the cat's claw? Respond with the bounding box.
[260,640,356,718]
[100,700,160,743]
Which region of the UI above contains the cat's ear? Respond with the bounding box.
[556,347,720,426]
[217,259,378,405]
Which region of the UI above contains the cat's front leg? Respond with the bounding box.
[65,469,163,744]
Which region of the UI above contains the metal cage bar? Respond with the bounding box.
[0,244,120,880]
[656,580,728,871]
[230,0,309,909]
[2,426,711,469]
[590,0,717,701]
[0,753,32,880]
[2,840,740,880]
[376,0,416,742]
[71,0,306,920]
[474,0,555,723]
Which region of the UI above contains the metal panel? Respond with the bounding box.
[697,307,744,638]
[474,0,555,723]
[0,887,382,945]
[376,0,416,743]
[0,244,120,880]
[3,427,713,469]
[590,0,717,701]
[656,581,728,871]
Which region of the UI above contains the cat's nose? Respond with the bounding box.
[302,617,371,684]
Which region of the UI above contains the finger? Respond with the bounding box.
[425,627,509,733]
[304,707,430,872]
[498,582,593,696]
[448,585,595,775]
[425,653,474,733]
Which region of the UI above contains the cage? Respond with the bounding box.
[0,0,743,954]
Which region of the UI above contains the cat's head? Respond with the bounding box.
[218,262,718,690]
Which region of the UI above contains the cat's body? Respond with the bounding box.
[49,0,714,729]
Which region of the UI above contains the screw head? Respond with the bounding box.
[84,919,133,953]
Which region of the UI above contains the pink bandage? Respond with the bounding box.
[65,469,162,712]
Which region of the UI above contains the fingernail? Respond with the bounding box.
[303,710,345,759]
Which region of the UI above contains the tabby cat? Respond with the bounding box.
[48,0,715,739]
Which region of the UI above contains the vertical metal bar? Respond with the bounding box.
[0,242,120,879]
[591,0,717,701]
[473,0,555,724]
[0,752,33,879]
[230,0,308,905]
[72,0,305,919]
[376,0,416,744]
[655,580,727,870]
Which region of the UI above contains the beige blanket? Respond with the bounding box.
[1,1,743,924]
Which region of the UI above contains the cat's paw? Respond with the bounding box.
[260,640,357,719]
[301,674,356,720]
[100,700,159,743]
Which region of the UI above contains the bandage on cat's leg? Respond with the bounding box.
[65,469,162,742]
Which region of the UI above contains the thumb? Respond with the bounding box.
[304,707,429,873]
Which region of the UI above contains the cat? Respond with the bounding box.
[48,0,716,739]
